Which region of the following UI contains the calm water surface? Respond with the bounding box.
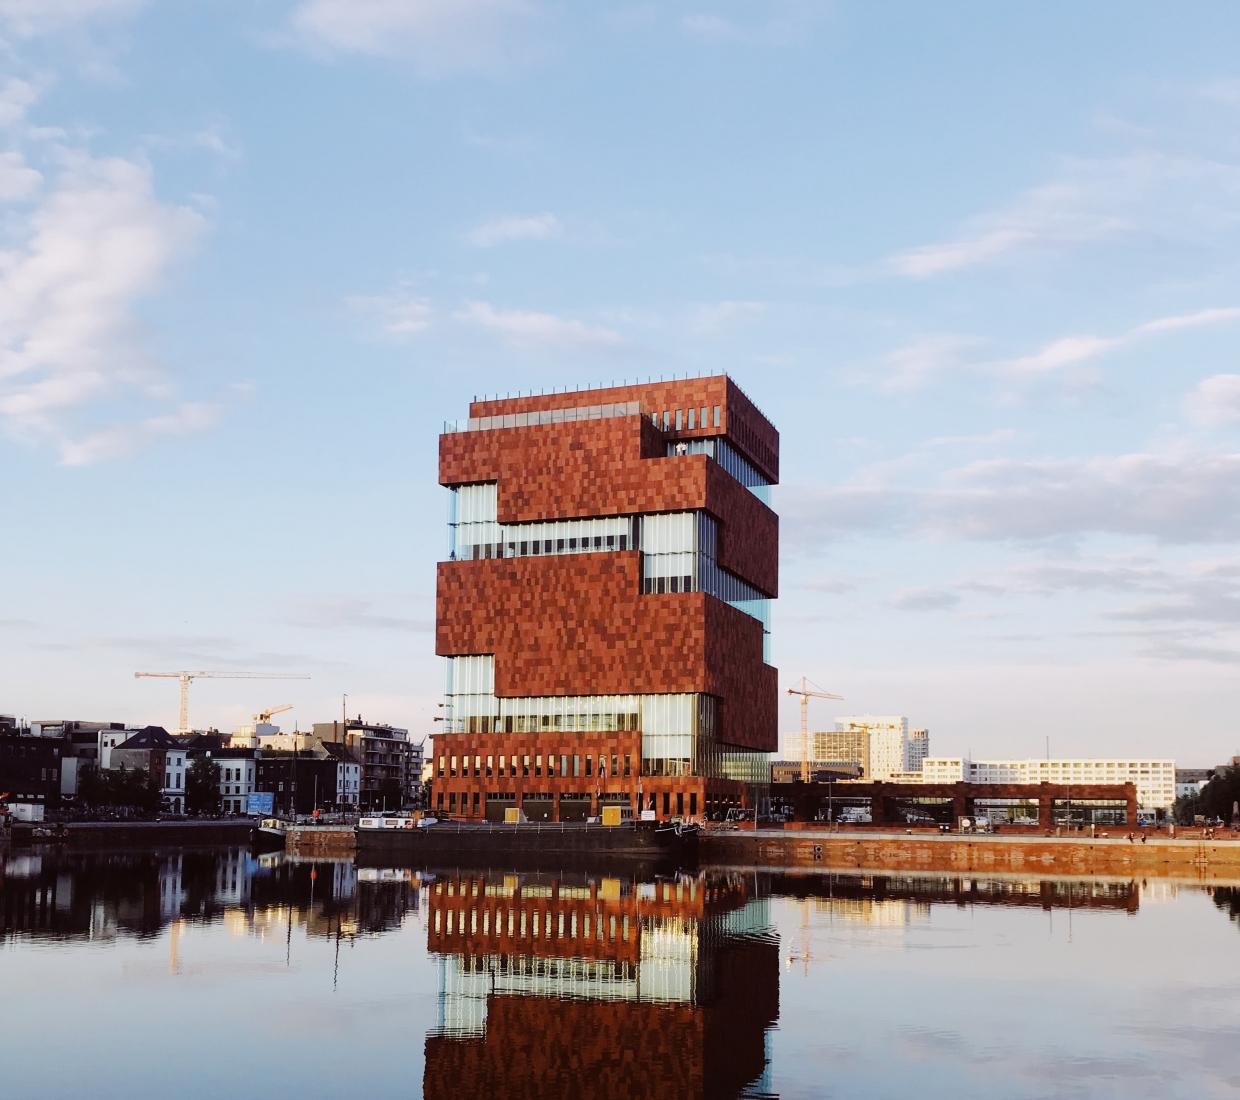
[2,847,1239,1099]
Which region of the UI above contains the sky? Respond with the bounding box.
[2,1,1240,765]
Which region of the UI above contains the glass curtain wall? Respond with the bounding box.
[443,658,762,780]
[667,437,772,505]
[641,512,772,662]
[447,483,637,562]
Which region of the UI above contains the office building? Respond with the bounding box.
[921,757,1176,810]
[433,376,779,821]
[834,717,909,781]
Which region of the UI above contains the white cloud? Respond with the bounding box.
[0,150,41,200]
[688,300,764,334]
[892,587,960,611]
[465,212,560,247]
[0,78,39,129]
[457,300,624,350]
[59,401,221,465]
[347,291,433,335]
[285,594,432,633]
[0,152,205,452]
[1186,374,1240,427]
[878,306,1240,393]
[882,333,984,392]
[0,0,142,36]
[887,152,1240,278]
[290,0,541,76]
[787,447,1240,548]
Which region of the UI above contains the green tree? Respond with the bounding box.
[185,757,222,816]
[1184,766,1240,825]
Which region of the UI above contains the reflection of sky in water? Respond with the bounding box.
[1,850,1239,1100]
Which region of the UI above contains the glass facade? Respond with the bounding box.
[443,399,642,435]
[443,656,767,780]
[641,511,771,661]
[667,437,772,505]
[447,488,770,660]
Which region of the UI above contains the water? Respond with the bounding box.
[2,848,1239,1099]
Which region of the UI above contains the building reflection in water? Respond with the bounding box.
[0,849,419,945]
[422,870,781,1100]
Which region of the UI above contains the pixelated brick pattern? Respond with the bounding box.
[437,553,778,752]
[469,375,779,486]
[439,415,777,597]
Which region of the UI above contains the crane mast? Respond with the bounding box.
[134,671,310,735]
[786,677,843,784]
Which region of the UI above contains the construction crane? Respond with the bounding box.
[254,703,294,725]
[786,677,844,783]
[134,671,310,735]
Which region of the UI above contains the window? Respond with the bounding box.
[713,405,720,427]
[611,754,618,778]
[663,792,670,815]
[535,755,542,777]
[624,754,632,777]
[473,791,480,813]
[690,793,697,816]
[560,754,568,777]
[450,792,457,812]
[688,408,696,429]
[574,755,581,778]
[523,754,530,778]
[675,409,682,430]
[486,756,493,778]
[438,756,445,778]
[450,756,457,777]
[474,755,481,777]
[585,756,593,778]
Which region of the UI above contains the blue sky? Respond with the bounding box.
[3,1,1240,765]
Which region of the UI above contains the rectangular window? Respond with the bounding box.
[438,756,445,778]
[574,755,581,778]
[690,792,697,816]
[486,756,493,778]
[688,408,695,429]
[624,754,631,777]
[472,791,480,813]
[450,756,457,777]
[677,792,684,817]
[449,792,457,812]
[585,756,593,777]
[663,411,670,430]
[675,409,682,430]
[713,405,720,427]
[523,755,530,778]
[612,754,619,778]
[561,754,568,777]
[663,792,670,816]
[535,755,542,777]
[474,755,481,777]
[437,792,444,810]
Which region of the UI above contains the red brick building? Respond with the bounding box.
[433,376,778,822]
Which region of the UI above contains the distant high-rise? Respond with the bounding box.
[834,716,909,781]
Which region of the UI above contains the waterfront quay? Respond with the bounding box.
[703,826,1240,880]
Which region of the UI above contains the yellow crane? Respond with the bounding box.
[134,671,309,735]
[786,677,844,783]
[254,703,294,725]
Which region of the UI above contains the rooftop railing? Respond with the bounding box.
[444,400,642,434]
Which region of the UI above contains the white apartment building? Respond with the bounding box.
[835,716,909,781]
[919,757,1176,810]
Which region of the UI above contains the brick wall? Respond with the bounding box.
[437,553,777,751]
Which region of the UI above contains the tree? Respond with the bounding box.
[1183,766,1240,825]
[185,757,222,816]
